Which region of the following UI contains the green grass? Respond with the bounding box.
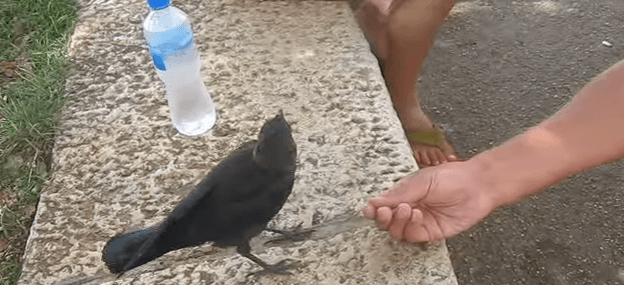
[0,0,78,284]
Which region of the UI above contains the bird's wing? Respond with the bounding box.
[168,139,259,222]
[121,140,257,272]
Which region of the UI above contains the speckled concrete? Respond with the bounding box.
[18,0,457,284]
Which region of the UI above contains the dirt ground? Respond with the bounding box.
[411,0,624,284]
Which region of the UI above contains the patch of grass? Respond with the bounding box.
[0,258,20,285]
[0,0,79,284]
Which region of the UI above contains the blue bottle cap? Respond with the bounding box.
[147,0,170,10]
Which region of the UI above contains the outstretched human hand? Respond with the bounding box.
[362,161,497,243]
[363,58,624,243]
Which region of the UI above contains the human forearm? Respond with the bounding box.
[473,59,624,208]
[471,126,577,208]
[362,60,624,242]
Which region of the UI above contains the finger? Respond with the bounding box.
[361,203,376,219]
[379,176,411,197]
[421,210,445,241]
[368,196,404,210]
[387,203,412,241]
[404,209,431,243]
[376,206,393,230]
[369,175,428,209]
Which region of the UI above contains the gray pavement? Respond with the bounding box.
[419,0,624,284]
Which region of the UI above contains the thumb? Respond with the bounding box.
[369,173,429,208]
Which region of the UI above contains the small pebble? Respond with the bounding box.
[602,41,613,47]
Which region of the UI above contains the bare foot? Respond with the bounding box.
[413,138,459,168]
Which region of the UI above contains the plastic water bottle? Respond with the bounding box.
[143,0,216,136]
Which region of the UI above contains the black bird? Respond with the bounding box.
[102,111,300,275]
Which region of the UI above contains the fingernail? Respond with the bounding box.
[362,204,375,219]
[411,209,420,222]
[411,214,418,223]
[369,197,383,204]
[397,204,410,218]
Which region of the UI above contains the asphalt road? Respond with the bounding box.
[417,0,624,284]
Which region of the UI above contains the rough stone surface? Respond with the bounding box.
[19,0,457,284]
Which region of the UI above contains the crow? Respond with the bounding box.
[102,111,302,275]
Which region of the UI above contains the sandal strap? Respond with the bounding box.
[405,129,443,147]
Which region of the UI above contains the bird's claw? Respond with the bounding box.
[264,228,315,246]
[264,222,315,246]
[268,259,300,274]
[246,259,300,278]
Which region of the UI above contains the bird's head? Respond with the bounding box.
[253,110,297,172]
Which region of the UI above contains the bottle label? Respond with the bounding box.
[148,33,194,72]
[151,52,166,71]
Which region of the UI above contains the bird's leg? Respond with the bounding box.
[236,241,298,276]
[264,222,314,245]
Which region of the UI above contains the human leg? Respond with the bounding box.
[355,0,458,167]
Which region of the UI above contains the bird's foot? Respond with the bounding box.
[265,223,315,246]
[246,259,301,277]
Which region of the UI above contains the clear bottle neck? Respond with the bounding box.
[149,6,172,16]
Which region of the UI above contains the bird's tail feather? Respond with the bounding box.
[121,222,182,273]
[101,229,154,274]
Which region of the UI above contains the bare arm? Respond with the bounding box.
[363,59,624,243]
[477,59,624,208]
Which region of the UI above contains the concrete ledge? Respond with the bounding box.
[19,0,457,284]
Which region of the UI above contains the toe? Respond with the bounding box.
[440,142,459,162]
[413,151,422,165]
[435,149,448,164]
[419,151,432,166]
[428,150,440,166]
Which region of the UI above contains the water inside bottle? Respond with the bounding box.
[166,78,216,136]
[158,43,216,136]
